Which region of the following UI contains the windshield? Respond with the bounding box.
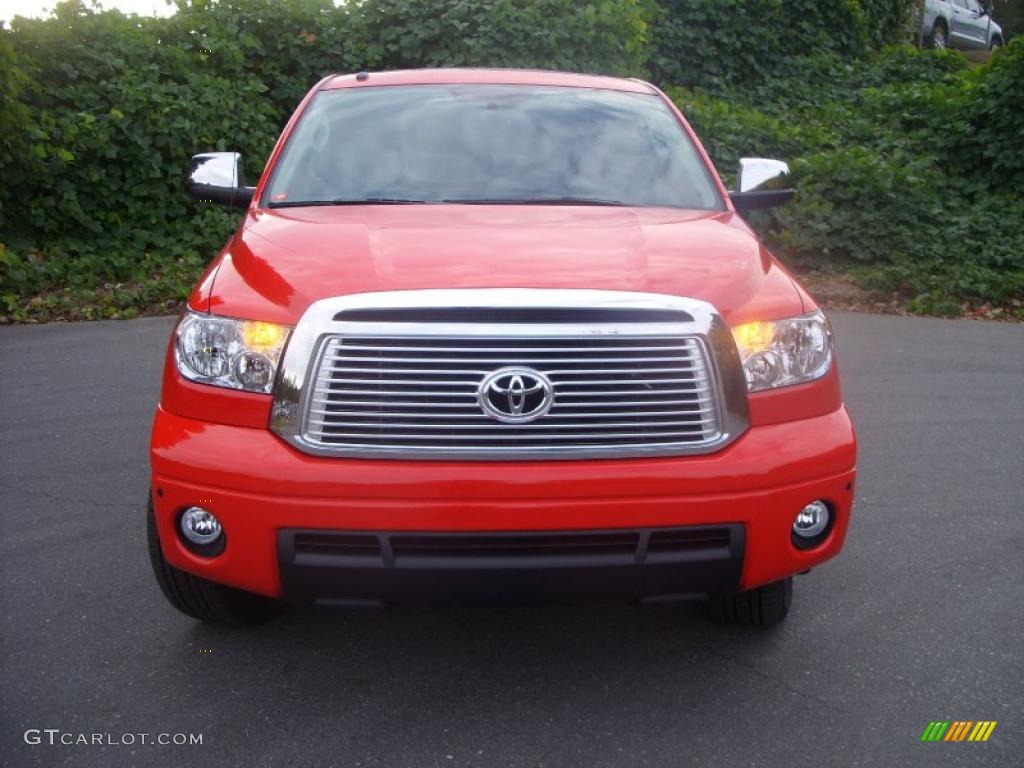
[263,85,723,210]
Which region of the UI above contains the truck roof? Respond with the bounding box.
[321,68,656,95]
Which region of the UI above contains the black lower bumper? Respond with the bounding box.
[277,525,745,604]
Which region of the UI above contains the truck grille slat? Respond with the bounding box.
[334,343,693,353]
[311,387,479,397]
[302,330,725,458]
[324,364,705,377]
[545,388,706,397]
[309,408,712,421]
[313,430,713,442]
[319,375,707,388]
[317,377,481,387]
[323,365,703,375]
[309,420,717,432]
[310,398,711,410]
[326,354,702,365]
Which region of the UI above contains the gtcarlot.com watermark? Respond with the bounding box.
[24,729,203,747]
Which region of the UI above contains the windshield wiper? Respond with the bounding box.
[268,196,629,208]
[442,196,628,206]
[268,197,430,208]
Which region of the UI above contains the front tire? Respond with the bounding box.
[990,37,1002,51]
[708,577,793,627]
[147,498,283,626]
[930,22,948,50]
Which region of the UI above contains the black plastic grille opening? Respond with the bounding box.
[333,308,694,324]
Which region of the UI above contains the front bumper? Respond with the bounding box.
[150,405,856,600]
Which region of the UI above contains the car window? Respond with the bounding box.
[264,85,724,211]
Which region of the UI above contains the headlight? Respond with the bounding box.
[730,311,833,392]
[174,311,290,393]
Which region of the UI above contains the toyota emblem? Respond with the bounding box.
[477,367,554,423]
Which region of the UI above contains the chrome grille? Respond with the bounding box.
[301,333,724,458]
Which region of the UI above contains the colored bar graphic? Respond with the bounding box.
[922,721,996,743]
[945,722,972,741]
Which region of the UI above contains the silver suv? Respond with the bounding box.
[922,0,1004,50]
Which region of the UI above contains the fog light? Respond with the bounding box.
[180,506,222,545]
[793,501,830,539]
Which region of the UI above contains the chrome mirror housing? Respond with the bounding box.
[730,158,795,215]
[186,152,256,209]
[736,158,791,193]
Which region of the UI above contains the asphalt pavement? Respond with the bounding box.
[1,312,1022,768]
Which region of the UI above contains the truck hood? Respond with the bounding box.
[203,205,805,326]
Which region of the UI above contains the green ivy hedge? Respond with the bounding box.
[648,0,919,88]
[0,0,1021,320]
[353,0,650,73]
[671,42,1024,314]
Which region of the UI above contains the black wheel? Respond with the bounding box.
[708,577,793,627]
[990,37,1002,51]
[147,498,283,626]
[930,22,948,50]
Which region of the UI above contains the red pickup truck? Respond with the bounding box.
[148,69,856,627]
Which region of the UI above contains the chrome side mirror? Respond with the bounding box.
[187,152,256,209]
[737,158,790,193]
[730,158,795,215]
